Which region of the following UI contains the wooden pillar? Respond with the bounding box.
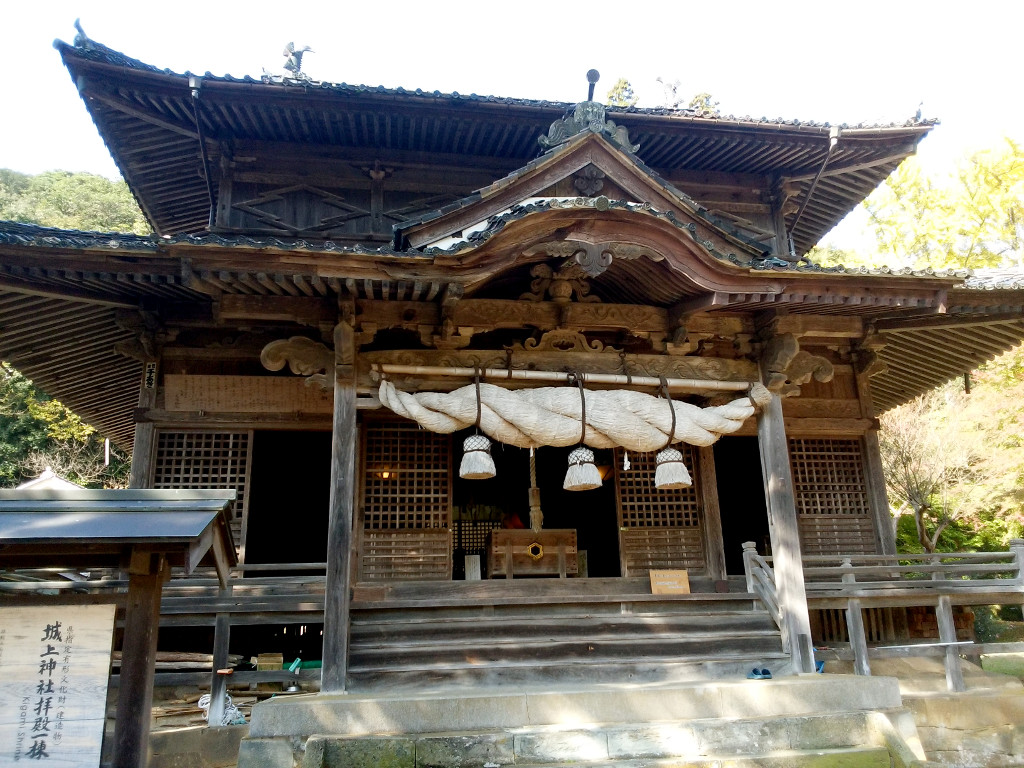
[862,430,897,555]
[321,320,356,693]
[698,446,727,583]
[207,587,232,726]
[113,549,169,768]
[936,596,966,692]
[129,360,159,488]
[756,391,815,673]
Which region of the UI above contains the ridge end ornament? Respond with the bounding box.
[537,73,640,155]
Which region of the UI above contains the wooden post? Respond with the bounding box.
[130,360,159,488]
[113,549,169,768]
[207,586,232,726]
[936,595,966,692]
[862,430,897,555]
[698,446,727,582]
[756,391,815,673]
[1010,539,1024,586]
[845,598,871,677]
[840,557,870,676]
[321,320,356,693]
[742,541,758,595]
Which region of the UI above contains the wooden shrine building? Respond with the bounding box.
[3,31,1024,720]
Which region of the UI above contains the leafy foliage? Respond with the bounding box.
[0,364,129,488]
[0,169,142,487]
[881,347,1024,552]
[0,169,150,234]
[606,78,637,108]
[855,139,1024,270]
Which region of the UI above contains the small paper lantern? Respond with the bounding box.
[655,446,692,490]
[460,433,496,479]
[564,446,602,491]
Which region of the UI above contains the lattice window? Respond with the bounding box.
[153,430,251,550]
[789,437,876,555]
[615,446,701,528]
[788,438,871,516]
[362,421,451,530]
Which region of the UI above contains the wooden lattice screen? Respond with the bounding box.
[614,446,705,576]
[152,430,252,556]
[359,421,452,581]
[788,437,876,556]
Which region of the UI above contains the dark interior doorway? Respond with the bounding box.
[714,436,770,574]
[244,430,332,566]
[453,438,620,577]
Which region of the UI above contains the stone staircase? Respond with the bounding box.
[347,577,788,691]
[238,676,928,767]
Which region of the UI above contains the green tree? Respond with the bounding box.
[606,78,638,108]
[0,169,150,234]
[880,346,1024,552]
[0,363,129,488]
[0,170,142,486]
[861,138,1024,270]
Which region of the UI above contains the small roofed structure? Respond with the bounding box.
[0,489,237,768]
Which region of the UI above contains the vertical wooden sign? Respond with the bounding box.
[0,604,115,767]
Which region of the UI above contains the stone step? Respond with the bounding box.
[290,718,896,768]
[249,677,905,737]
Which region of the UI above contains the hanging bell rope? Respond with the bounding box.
[564,375,602,491]
[459,367,496,480]
[379,379,771,452]
[655,377,691,490]
[528,447,543,532]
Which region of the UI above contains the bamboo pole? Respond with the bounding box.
[373,364,751,393]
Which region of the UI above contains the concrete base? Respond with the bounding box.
[236,676,923,768]
[149,725,248,768]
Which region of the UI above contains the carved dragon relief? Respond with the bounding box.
[260,336,334,390]
[760,332,835,397]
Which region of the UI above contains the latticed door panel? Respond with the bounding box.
[152,430,252,557]
[359,420,452,581]
[614,446,704,576]
[788,437,876,555]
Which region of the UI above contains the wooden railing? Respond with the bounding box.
[741,539,1024,691]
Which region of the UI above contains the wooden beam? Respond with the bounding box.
[756,388,815,673]
[698,446,726,583]
[874,312,1024,333]
[0,272,139,308]
[321,320,356,692]
[130,360,158,488]
[83,85,201,140]
[112,550,169,768]
[936,595,966,692]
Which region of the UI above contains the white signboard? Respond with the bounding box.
[0,605,115,766]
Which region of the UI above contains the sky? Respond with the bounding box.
[3,0,1022,249]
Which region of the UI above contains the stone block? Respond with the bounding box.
[513,729,608,763]
[788,713,868,749]
[606,723,699,759]
[237,738,295,768]
[303,737,414,768]
[696,717,789,756]
[415,733,513,768]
